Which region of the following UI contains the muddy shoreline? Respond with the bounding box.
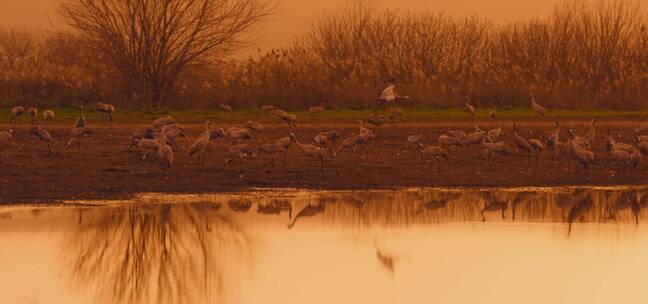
[1,119,647,204]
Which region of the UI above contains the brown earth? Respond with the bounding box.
[1,118,647,203]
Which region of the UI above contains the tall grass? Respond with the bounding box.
[1,0,648,110]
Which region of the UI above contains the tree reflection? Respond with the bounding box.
[64,203,250,304]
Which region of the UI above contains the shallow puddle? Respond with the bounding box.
[1,187,648,304]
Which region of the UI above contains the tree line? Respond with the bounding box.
[1,0,647,110]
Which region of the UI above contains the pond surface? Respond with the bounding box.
[1,187,648,304]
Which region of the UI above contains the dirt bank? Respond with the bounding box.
[0,118,646,203]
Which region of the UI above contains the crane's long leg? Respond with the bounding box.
[399,144,410,155]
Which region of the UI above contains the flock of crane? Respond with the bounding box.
[3,82,648,178]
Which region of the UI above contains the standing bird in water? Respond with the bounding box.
[128,126,155,151]
[420,145,449,172]
[95,102,115,124]
[30,126,53,154]
[530,93,546,117]
[190,123,225,164]
[290,133,329,175]
[464,101,475,117]
[583,119,597,144]
[9,106,24,128]
[313,131,340,156]
[75,105,86,128]
[151,116,176,131]
[400,134,426,155]
[244,120,267,141]
[275,136,292,166]
[67,127,94,153]
[257,142,286,172]
[527,130,545,160]
[162,124,186,151]
[158,132,174,172]
[224,144,256,172]
[568,129,595,174]
[28,107,38,125]
[512,123,533,156]
[272,109,299,130]
[546,121,560,149]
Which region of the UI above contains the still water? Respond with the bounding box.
[1,187,648,304]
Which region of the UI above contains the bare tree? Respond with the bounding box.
[58,0,273,109]
[0,29,34,69]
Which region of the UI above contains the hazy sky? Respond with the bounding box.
[0,0,558,53]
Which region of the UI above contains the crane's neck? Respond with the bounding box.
[290,134,300,145]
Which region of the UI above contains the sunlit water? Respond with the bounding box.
[2,187,648,304]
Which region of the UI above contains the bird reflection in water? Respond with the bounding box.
[64,203,251,304]
[568,197,594,236]
[287,201,326,229]
[53,184,648,304]
[480,192,509,222]
[0,211,11,220]
[257,199,293,218]
[511,191,535,221]
[297,188,648,233]
[417,200,448,215]
[376,248,396,275]
[228,199,253,212]
[416,200,448,223]
[607,192,640,225]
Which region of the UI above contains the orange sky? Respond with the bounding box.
[0,0,558,52]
